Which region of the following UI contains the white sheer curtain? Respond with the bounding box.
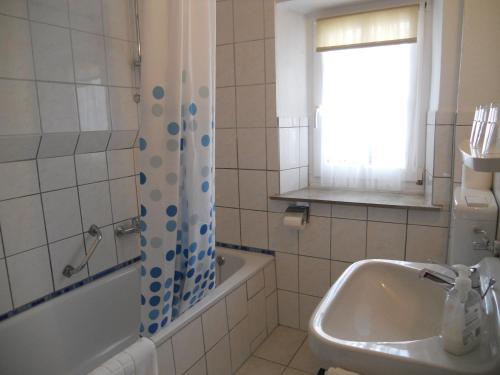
[315,3,430,192]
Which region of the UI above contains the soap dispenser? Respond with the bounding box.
[440,265,482,355]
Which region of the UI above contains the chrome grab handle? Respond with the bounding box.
[62,224,103,278]
[115,217,140,237]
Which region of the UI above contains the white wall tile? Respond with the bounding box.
[233,0,264,42]
[248,290,266,342]
[78,181,113,229]
[0,259,12,315]
[216,87,236,128]
[77,85,111,132]
[42,187,82,242]
[215,169,239,208]
[331,261,350,285]
[215,129,237,168]
[250,330,267,353]
[107,149,135,179]
[7,246,53,307]
[247,270,265,299]
[299,216,330,259]
[86,225,117,275]
[235,40,265,85]
[49,234,87,289]
[206,335,231,375]
[240,209,268,249]
[236,85,266,127]
[38,156,76,192]
[434,125,453,178]
[237,128,267,169]
[172,318,205,375]
[277,290,299,328]
[216,0,234,45]
[298,256,330,298]
[0,134,40,163]
[266,291,278,333]
[432,177,452,207]
[279,168,299,194]
[109,176,137,222]
[0,195,46,256]
[0,160,39,201]
[215,207,241,245]
[77,132,110,154]
[38,82,79,133]
[406,225,448,263]
[0,79,40,136]
[0,16,34,80]
[75,152,108,185]
[114,220,139,262]
[72,30,107,85]
[299,127,308,167]
[408,208,449,227]
[229,317,250,373]
[202,298,228,351]
[216,44,235,87]
[331,218,366,262]
[107,130,137,150]
[275,252,298,292]
[28,0,69,27]
[31,22,74,82]
[68,0,103,34]
[331,204,367,220]
[239,170,267,211]
[0,0,27,17]
[226,283,247,330]
[266,84,277,127]
[263,0,275,38]
[102,0,135,41]
[264,261,276,296]
[265,39,276,83]
[309,203,331,217]
[266,128,279,170]
[299,167,308,189]
[37,132,79,158]
[279,128,299,170]
[157,339,176,375]
[268,212,298,253]
[184,356,206,375]
[105,38,134,87]
[299,294,321,331]
[366,222,406,260]
[367,207,407,223]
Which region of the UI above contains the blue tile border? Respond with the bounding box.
[216,241,275,256]
[0,256,141,323]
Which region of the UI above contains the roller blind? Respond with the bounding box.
[316,5,419,52]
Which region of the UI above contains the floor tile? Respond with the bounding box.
[283,368,311,375]
[254,326,307,365]
[289,340,331,374]
[236,356,285,375]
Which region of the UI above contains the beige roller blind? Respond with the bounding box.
[316,5,419,52]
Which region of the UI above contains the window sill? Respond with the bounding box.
[270,187,441,210]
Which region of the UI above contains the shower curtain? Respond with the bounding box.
[138,0,216,335]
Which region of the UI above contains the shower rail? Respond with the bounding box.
[62,224,103,278]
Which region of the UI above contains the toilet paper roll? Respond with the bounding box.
[283,212,306,230]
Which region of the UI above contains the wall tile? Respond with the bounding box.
[37,133,78,158]
[239,170,267,211]
[102,0,135,41]
[215,169,239,208]
[0,79,40,136]
[0,0,27,17]
[407,208,450,227]
[215,129,238,168]
[7,246,53,307]
[432,177,452,207]
[331,261,350,284]
[75,152,108,185]
[202,298,228,351]
[236,85,266,127]
[49,234,87,290]
[235,40,265,85]
[277,290,299,328]
[215,207,241,245]
[263,0,275,38]
[109,87,138,130]
[216,44,235,87]
[367,207,407,223]
[0,160,39,201]
[172,317,205,375]
[229,317,250,372]
[310,203,331,217]
[216,87,236,128]
[107,130,137,150]
[114,220,139,262]
[366,222,406,260]
[184,356,206,375]
[265,38,275,83]
[77,85,111,132]
[266,128,279,170]
[268,212,298,254]
[38,156,76,192]
[233,0,264,42]
[434,125,453,178]
[279,169,299,194]
[275,252,298,292]
[0,259,12,315]
[42,187,82,242]
[206,335,231,375]
[299,216,330,259]
[216,0,234,46]
[299,127,308,167]
[299,294,321,331]
[31,22,74,82]
[279,128,299,170]
[157,339,176,375]
[237,128,267,169]
[78,181,113,229]
[38,82,80,133]
[109,176,138,222]
[264,261,276,296]
[298,256,330,297]
[331,218,366,262]
[77,132,110,154]
[247,270,265,299]
[226,283,247,329]
[28,0,69,27]
[0,16,34,79]
[0,134,40,163]
[107,149,135,179]
[68,0,103,34]
[105,38,134,87]
[86,225,117,275]
[240,209,268,249]
[406,225,448,263]
[72,30,107,85]
[266,84,277,127]
[0,195,47,256]
[299,167,308,189]
[266,291,278,333]
[248,290,266,343]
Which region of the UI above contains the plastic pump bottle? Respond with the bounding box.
[440,265,482,355]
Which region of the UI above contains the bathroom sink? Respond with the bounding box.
[309,258,500,375]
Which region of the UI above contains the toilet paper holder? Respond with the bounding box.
[285,205,310,224]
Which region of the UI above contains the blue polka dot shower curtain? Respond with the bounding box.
[138,0,216,336]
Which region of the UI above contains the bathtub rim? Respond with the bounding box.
[150,246,273,347]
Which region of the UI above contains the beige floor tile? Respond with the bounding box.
[283,368,311,375]
[289,340,331,374]
[254,326,307,365]
[236,356,285,375]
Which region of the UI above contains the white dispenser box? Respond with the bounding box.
[448,187,498,266]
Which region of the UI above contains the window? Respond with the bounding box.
[313,4,429,193]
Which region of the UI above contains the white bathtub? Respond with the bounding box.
[151,246,274,347]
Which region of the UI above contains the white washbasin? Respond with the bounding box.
[309,258,500,375]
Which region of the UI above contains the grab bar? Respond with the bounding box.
[62,224,103,278]
[115,217,140,237]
